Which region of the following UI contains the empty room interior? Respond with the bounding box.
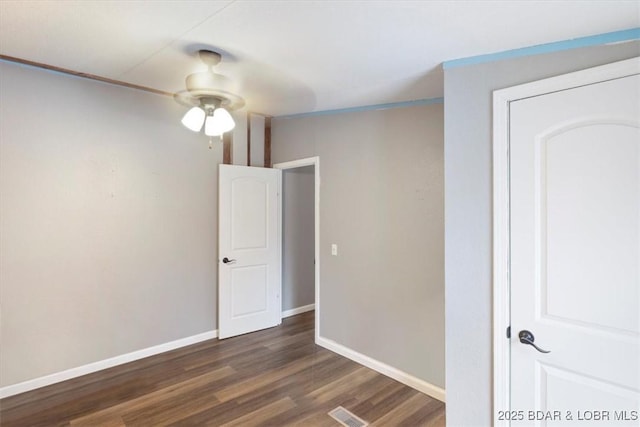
[0,1,639,426]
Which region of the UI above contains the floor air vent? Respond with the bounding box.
[328,406,369,427]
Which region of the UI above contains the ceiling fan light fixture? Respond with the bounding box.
[204,113,219,137]
[214,107,236,133]
[181,106,205,132]
[175,49,245,146]
[204,107,235,136]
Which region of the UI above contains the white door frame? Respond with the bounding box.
[492,56,639,427]
[273,156,320,343]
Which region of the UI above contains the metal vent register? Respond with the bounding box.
[328,406,369,427]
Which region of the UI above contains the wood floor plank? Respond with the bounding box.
[214,352,332,403]
[120,385,221,426]
[396,398,446,427]
[69,367,233,425]
[349,382,416,423]
[371,393,442,426]
[0,311,445,426]
[164,396,242,426]
[308,366,379,403]
[219,397,297,427]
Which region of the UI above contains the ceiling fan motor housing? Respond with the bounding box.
[175,49,245,111]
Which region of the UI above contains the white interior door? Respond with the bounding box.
[510,72,640,425]
[218,164,281,339]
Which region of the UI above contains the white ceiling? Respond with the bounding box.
[1,1,638,116]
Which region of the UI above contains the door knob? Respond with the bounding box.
[518,330,551,353]
[222,257,236,264]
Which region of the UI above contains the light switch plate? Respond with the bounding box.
[331,244,338,256]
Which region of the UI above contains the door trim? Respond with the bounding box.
[492,56,639,427]
[273,156,320,343]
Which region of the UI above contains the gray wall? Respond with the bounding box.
[0,61,219,387]
[282,166,315,311]
[272,103,445,388]
[444,41,640,426]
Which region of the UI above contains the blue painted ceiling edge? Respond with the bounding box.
[443,27,640,69]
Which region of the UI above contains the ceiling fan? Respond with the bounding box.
[174,50,245,148]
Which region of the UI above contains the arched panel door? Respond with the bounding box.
[510,73,639,424]
[219,164,281,339]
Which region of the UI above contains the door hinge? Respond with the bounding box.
[506,326,511,339]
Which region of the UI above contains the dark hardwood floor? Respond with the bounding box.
[0,312,445,426]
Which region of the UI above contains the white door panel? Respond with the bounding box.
[231,265,268,316]
[231,178,268,250]
[542,127,638,333]
[219,165,281,339]
[510,73,640,425]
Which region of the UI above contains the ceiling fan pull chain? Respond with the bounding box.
[209,137,213,150]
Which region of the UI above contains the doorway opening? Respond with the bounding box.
[274,157,320,342]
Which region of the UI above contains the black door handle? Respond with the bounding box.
[518,330,551,353]
[222,257,236,264]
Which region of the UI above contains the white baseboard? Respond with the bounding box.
[0,330,218,399]
[282,303,315,318]
[316,336,446,403]
[1,317,443,403]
